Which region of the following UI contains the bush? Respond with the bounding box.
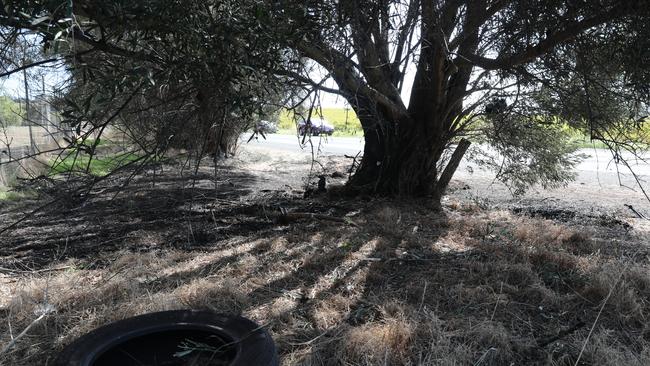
[0,96,24,127]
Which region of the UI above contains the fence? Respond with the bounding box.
[0,123,66,189]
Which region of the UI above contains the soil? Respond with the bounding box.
[0,147,353,268]
[1,145,649,365]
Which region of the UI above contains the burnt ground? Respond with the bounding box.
[0,149,352,269]
[0,147,650,365]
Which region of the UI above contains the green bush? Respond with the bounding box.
[0,96,24,127]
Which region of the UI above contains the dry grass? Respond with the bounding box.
[1,195,650,365]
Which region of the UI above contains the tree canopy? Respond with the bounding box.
[0,0,649,202]
[268,0,650,198]
[2,0,296,160]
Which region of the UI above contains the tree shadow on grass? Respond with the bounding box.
[263,203,629,365]
[3,170,647,366]
[231,202,455,362]
[0,165,272,268]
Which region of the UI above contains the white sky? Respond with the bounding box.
[2,58,419,110]
[311,62,417,108]
[1,70,65,98]
[0,75,23,96]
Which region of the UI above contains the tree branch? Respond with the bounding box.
[0,57,59,78]
[348,2,403,105]
[70,27,160,64]
[460,5,629,70]
[0,49,96,78]
[297,40,408,119]
[274,69,345,96]
[391,0,420,85]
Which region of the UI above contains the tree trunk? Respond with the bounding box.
[345,99,470,206]
[348,107,448,203]
[437,138,471,193]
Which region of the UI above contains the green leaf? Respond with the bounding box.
[31,16,51,26]
[173,350,194,358]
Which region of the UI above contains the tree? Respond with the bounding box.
[1,1,648,203]
[268,0,650,202]
[0,0,296,167]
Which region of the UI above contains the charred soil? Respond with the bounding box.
[1,149,649,365]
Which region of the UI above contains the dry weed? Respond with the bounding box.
[375,205,403,236]
[342,316,415,365]
[1,198,649,366]
[466,322,516,365]
[581,263,649,325]
[554,330,650,366]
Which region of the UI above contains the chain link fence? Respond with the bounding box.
[0,97,67,188]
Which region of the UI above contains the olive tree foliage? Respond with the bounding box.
[0,0,297,171]
[1,1,649,201]
[264,0,650,200]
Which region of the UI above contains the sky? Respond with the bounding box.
[0,70,65,99]
[0,75,23,97]
[1,57,419,110]
[308,62,417,109]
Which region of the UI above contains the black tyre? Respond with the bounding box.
[54,309,278,366]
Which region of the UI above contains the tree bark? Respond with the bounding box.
[346,100,447,203]
[437,138,471,193]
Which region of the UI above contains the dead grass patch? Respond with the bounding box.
[344,316,415,365]
[1,193,649,365]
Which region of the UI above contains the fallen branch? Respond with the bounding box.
[0,305,55,355]
[0,265,73,274]
[344,152,362,179]
[624,204,646,219]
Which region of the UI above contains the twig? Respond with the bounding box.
[624,204,646,219]
[7,314,13,341]
[0,307,54,355]
[0,266,73,274]
[490,281,503,322]
[473,347,497,366]
[0,149,151,236]
[345,152,361,179]
[419,280,428,312]
[287,327,344,347]
[0,196,63,236]
[278,212,358,227]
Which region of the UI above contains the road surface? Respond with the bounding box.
[244,133,365,157]
[244,134,650,185]
[243,133,650,213]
